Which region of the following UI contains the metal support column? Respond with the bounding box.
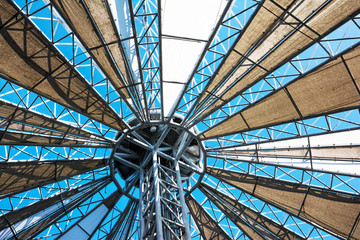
[152,150,164,240]
[134,123,199,239]
[175,160,192,240]
[139,167,145,239]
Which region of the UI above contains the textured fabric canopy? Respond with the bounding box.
[0,0,125,130]
[202,45,360,138]
[207,167,360,239]
[0,159,107,196]
[186,195,231,240]
[200,183,304,240]
[0,0,359,239]
[51,0,132,99]
[194,0,360,121]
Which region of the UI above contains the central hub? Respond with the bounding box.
[113,114,205,183]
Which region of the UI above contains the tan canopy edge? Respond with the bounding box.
[0,0,125,131]
[0,176,110,231]
[220,146,360,161]
[194,0,360,121]
[202,44,360,139]
[59,190,123,237]
[207,167,360,239]
[0,100,94,139]
[105,200,138,240]
[0,130,91,145]
[15,177,109,239]
[0,159,107,196]
[186,195,232,240]
[50,0,132,99]
[201,188,270,240]
[200,183,304,240]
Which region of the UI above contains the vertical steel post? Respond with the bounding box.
[175,159,192,240]
[139,167,145,239]
[152,150,164,240]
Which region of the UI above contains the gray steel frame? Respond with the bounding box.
[0,0,360,239]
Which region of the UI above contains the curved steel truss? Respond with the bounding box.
[0,0,360,239]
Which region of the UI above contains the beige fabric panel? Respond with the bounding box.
[242,89,299,128]
[287,49,360,116]
[51,0,131,98]
[0,120,61,137]
[200,185,275,240]
[202,89,299,138]
[300,189,360,240]
[207,167,360,239]
[0,1,125,130]
[223,146,360,159]
[82,0,130,86]
[0,160,106,195]
[202,111,247,139]
[202,45,360,139]
[196,0,360,119]
[207,168,306,213]
[345,45,360,89]
[204,0,293,98]
[350,224,360,240]
[186,195,231,240]
[201,184,303,240]
[0,131,87,145]
[0,101,92,138]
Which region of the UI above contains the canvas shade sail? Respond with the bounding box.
[0,100,97,139]
[0,0,126,131]
[0,177,110,232]
[3,178,109,240]
[186,194,232,240]
[193,0,360,121]
[207,167,360,239]
[0,130,90,145]
[0,159,107,196]
[50,0,133,99]
[199,183,304,240]
[202,44,360,138]
[208,129,360,176]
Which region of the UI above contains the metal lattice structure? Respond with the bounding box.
[0,0,360,239]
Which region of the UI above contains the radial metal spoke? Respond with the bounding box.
[186,0,360,127]
[200,183,305,240]
[57,190,123,239]
[1,0,360,239]
[0,159,108,197]
[207,129,360,177]
[127,0,162,120]
[0,176,110,233]
[200,43,360,138]
[105,199,138,240]
[48,0,145,121]
[207,167,360,239]
[0,176,110,239]
[0,0,127,131]
[186,194,232,240]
